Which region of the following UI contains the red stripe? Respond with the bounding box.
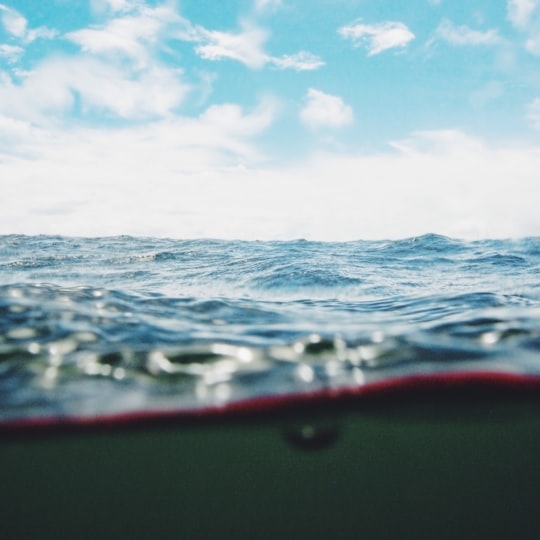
[2,371,540,433]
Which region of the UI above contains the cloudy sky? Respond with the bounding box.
[1,0,539,240]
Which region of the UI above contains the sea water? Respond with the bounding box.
[1,234,540,423]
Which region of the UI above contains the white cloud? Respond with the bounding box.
[0,3,57,44]
[0,4,26,37]
[339,20,415,56]
[389,129,486,155]
[66,4,183,68]
[0,3,201,136]
[0,56,188,123]
[198,97,277,138]
[194,24,269,69]
[0,44,23,63]
[1,2,318,131]
[192,22,323,71]
[300,88,353,130]
[270,51,325,70]
[68,2,321,72]
[431,19,502,46]
[507,0,539,28]
[2,3,538,242]
[0,96,276,162]
[26,26,58,42]
[506,0,540,55]
[90,0,142,15]
[0,114,36,147]
[1,129,539,240]
[0,96,280,238]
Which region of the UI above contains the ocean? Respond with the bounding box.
[1,233,540,425]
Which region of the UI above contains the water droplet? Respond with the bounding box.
[481,331,501,346]
[7,287,23,298]
[7,327,36,340]
[296,363,315,383]
[28,342,41,354]
[283,418,340,451]
[47,338,77,356]
[113,367,126,380]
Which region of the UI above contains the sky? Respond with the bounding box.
[1,0,540,240]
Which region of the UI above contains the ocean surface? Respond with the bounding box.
[1,234,540,424]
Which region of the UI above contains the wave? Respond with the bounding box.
[1,235,540,423]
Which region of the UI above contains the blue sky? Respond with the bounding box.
[1,0,540,239]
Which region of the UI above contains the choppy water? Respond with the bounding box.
[1,234,540,424]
